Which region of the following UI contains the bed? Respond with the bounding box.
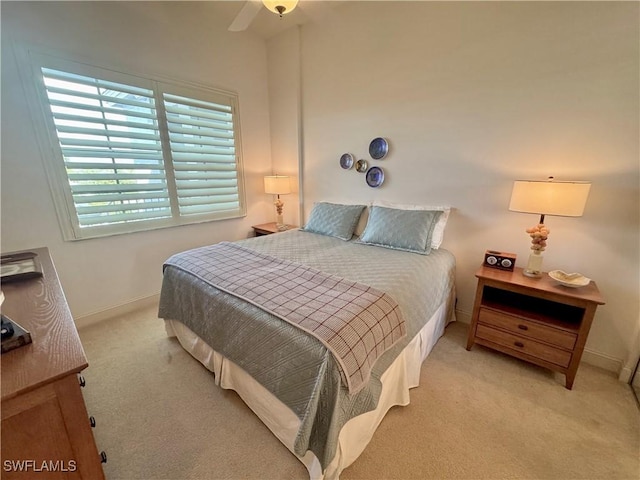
[158,202,456,479]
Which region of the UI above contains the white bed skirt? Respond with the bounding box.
[165,298,454,480]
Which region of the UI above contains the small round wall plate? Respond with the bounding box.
[365,166,385,187]
[355,159,368,173]
[369,137,389,160]
[340,153,354,169]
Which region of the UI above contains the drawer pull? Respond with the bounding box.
[517,324,529,331]
[78,375,86,388]
[100,451,107,464]
[514,341,525,348]
[90,416,96,428]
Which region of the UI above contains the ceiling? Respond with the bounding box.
[210,1,344,40]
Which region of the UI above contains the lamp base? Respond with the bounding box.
[523,252,544,278]
[275,213,286,231]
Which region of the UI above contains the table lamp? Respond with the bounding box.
[264,175,291,231]
[509,176,591,277]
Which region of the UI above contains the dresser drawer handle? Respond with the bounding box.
[514,341,525,348]
[78,375,86,388]
[100,451,107,464]
[517,324,528,331]
[90,416,96,428]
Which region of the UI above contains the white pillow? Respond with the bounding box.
[354,206,369,236]
[372,201,450,249]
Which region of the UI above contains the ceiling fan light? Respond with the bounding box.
[262,0,298,17]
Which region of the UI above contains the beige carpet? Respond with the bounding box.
[78,305,639,480]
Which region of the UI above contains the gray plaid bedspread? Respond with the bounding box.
[158,229,456,469]
[163,242,406,394]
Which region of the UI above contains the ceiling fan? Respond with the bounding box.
[229,0,331,32]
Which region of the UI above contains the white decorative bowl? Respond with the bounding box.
[548,270,590,288]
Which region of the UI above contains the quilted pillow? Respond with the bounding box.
[373,201,450,249]
[358,206,442,255]
[302,202,366,241]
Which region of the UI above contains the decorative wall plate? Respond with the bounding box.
[369,137,389,160]
[365,166,385,188]
[340,153,354,169]
[355,159,368,173]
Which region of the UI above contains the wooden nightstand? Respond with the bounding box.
[252,222,297,237]
[466,266,605,389]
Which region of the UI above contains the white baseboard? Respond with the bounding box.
[618,363,640,385]
[581,349,623,375]
[455,308,472,324]
[75,293,159,330]
[455,308,623,375]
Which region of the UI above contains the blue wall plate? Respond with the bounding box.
[366,166,385,187]
[340,153,354,169]
[369,137,388,160]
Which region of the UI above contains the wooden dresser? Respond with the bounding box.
[1,247,105,479]
[466,266,605,389]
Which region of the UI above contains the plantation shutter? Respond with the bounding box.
[163,93,241,217]
[36,58,246,240]
[41,68,171,229]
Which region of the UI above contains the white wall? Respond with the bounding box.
[267,27,302,226]
[1,2,274,322]
[2,1,638,374]
[268,2,639,371]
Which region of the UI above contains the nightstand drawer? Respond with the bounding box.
[476,324,572,368]
[478,308,577,350]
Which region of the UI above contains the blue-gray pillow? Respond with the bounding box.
[357,206,442,255]
[302,203,366,241]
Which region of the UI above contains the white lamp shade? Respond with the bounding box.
[264,175,291,195]
[262,0,298,15]
[509,180,591,217]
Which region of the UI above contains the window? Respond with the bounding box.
[34,58,245,240]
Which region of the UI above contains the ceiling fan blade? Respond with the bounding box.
[229,0,263,32]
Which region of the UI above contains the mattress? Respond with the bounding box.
[159,229,456,478]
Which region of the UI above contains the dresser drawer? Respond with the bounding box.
[476,324,572,368]
[478,308,577,350]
